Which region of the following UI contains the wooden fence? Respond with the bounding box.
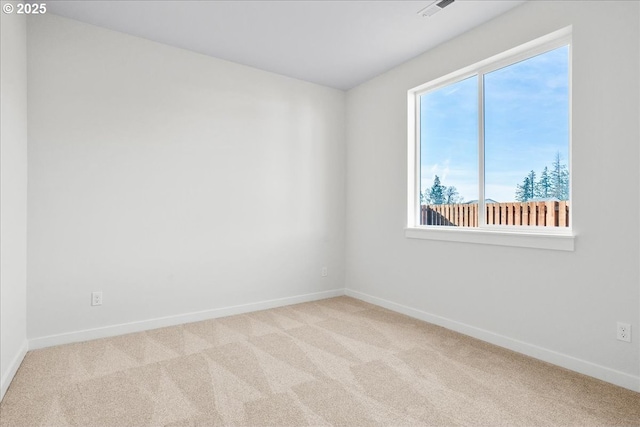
[421,201,569,227]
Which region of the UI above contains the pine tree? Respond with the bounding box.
[550,152,569,200]
[516,177,530,202]
[429,175,445,205]
[515,171,536,202]
[535,166,552,199]
[526,170,536,200]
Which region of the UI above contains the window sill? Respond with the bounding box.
[405,227,575,251]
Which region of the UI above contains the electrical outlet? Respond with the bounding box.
[91,291,103,306]
[616,322,631,342]
[321,267,328,277]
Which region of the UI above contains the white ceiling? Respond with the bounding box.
[46,0,526,90]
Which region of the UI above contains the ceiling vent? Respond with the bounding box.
[417,0,455,18]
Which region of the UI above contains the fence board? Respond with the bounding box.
[472,204,477,227]
[547,201,557,227]
[537,202,545,226]
[559,201,568,227]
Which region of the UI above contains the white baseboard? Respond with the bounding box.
[29,289,345,350]
[1,339,28,402]
[345,288,640,393]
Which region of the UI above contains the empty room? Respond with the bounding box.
[1,0,639,425]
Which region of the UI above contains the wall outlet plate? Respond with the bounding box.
[91,291,103,306]
[616,322,631,342]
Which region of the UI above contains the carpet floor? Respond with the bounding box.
[1,296,639,426]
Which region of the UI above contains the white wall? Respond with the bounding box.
[345,1,640,391]
[0,9,29,400]
[27,14,345,342]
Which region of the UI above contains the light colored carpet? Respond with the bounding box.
[1,296,639,426]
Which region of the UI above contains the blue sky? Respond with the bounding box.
[420,45,569,203]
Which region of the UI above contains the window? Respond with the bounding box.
[407,28,574,251]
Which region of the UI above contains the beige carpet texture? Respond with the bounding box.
[1,296,639,426]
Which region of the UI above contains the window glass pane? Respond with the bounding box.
[484,45,570,227]
[419,76,478,226]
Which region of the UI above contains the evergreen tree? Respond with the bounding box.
[550,152,569,200]
[526,170,536,200]
[429,175,446,205]
[535,166,552,199]
[515,177,531,202]
[515,170,536,201]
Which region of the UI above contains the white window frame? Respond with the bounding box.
[406,27,575,251]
